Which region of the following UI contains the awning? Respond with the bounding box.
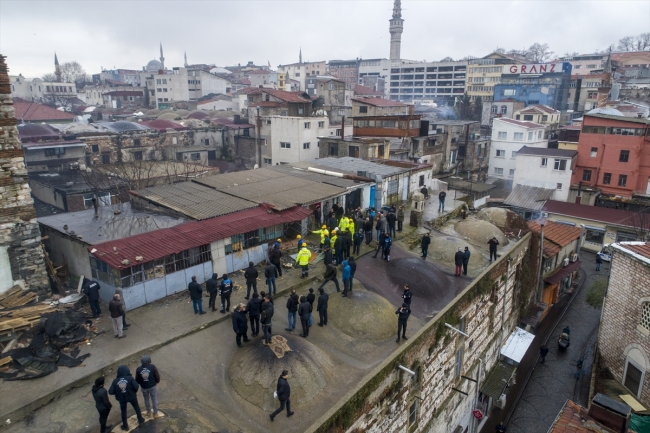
[544,259,581,285]
[480,362,516,400]
[500,327,535,363]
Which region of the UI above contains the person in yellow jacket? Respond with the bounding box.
[348,217,355,236]
[296,244,311,278]
[339,216,349,232]
[330,230,338,262]
[312,225,329,250]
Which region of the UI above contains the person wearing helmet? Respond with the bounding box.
[296,243,311,278]
[296,234,304,249]
[273,238,281,250]
[312,225,329,251]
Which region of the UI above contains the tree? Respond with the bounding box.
[585,279,607,309]
[41,73,58,82]
[618,35,636,51]
[454,93,472,120]
[60,61,89,84]
[440,56,454,62]
[472,96,483,122]
[525,43,554,63]
[563,51,579,58]
[494,47,506,54]
[634,33,650,51]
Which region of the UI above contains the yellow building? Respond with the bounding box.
[277,72,287,90]
[465,52,523,102]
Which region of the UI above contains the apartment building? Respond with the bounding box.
[489,118,547,179]
[387,59,467,105]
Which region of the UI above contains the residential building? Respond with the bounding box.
[277,59,326,91]
[599,242,650,406]
[357,78,385,96]
[145,67,231,108]
[102,90,145,108]
[246,88,313,117]
[494,62,573,111]
[570,113,650,201]
[482,98,525,126]
[93,69,143,86]
[542,200,642,251]
[513,147,577,202]
[465,52,523,102]
[196,94,234,111]
[358,58,391,94]
[351,97,411,117]
[557,125,581,150]
[260,115,330,165]
[548,397,633,433]
[82,83,146,106]
[558,53,608,75]
[352,113,421,138]
[318,137,391,160]
[569,72,611,112]
[513,105,561,133]
[246,69,275,88]
[387,59,468,105]
[21,140,86,174]
[327,59,359,84]
[489,118,547,180]
[307,77,353,125]
[9,75,77,105]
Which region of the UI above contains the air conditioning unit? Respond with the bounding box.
[570,254,578,263]
[495,393,507,409]
[563,257,569,266]
[542,212,548,218]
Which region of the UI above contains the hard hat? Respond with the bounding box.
[277,238,281,242]
[302,242,307,247]
[322,225,327,229]
[297,235,301,239]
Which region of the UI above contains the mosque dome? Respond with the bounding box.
[146,59,163,72]
[587,107,624,117]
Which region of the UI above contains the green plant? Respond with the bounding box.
[586,279,607,309]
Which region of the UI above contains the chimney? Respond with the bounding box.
[587,393,631,433]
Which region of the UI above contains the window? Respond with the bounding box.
[585,228,605,244]
[133,151,143,161]
[509,169,515,177]
[359,106,368,113]
[541,158,548,167]
[349,145,359,158]
[494,167,504,175]
[190,153,200,161]
[511,151,517,158]
[294,72,300,77]
[496,149,505,157]
[336,129,342,136]
[624,360,644,397]
[501,105,507,114]
[603,173,612,185]
[524,115,534,121]
[619,174,628,187]
[318,121,324,128]
[44,147,65,156]
[298,108,304,115]
[280,142,290,149]
[583,170,592,181]
[620,150,630,162]
[497,131,507,139]
[528,132,533,141]
[640,302,650,333]
[91,144,99,153]
[449,150,456,164]
[133,138,141,147]
[503,89,515,96]
[387,179,399,194]
[266,119,271,125]
[378,145,385,158]
[328,142,338,156]
[455,348,464,377]
[538,130,543,139]
[553,159,567,171]
[408,401,418,427]
[590,147,598,157]
[556,183,563,190]
[101,154,110,164]
[513,132,523,141]
[491,105,498,114]
[304,122,310,129]
[243,128,250,137]
[542,115,548,121]
[303,142,310,150]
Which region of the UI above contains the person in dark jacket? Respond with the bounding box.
[323,245,333,267]
[206,273,219,312]
[495,421,507,433]
[261,296,274,345]
[285,290,299,331]
[348,256,357,291]
[539,345,549,364]
[462,247,471,275]
[265,262,278,295]
[395,303,411,342]
[109,294,126,339]
[421,186,429,200]
[244,261,258,300]
[109,365,145,430]
[135,355,161,418]
[383,234,392,261]
[454,248,464,276]
[232,303,249,347]
[596,254,602,271]
[269,370,293,421]
[269,246,283,277]
[318,263,340,292]
[353,229,363,255]
[402,284,412,306]
[246,293,262,336]
[92,376,112,433]
[397,206,405,232]
[375,214,386,241]
[386,210,397,238]
[373,230,386,258]
[306,288,316,327]
[219,274,233,313]
[438,190,446,212]
[328,214,338,233]
[364,217,373,245]
[421,233,431,259]
[115,287,129,329]
[188,276,205,315]
[298,296,311,337]
[83,278,102,318]
[334,232,344,264]
[488,237,500,262]
[317,288,329,326]
[341,260,352,297]
[342,230,351,260]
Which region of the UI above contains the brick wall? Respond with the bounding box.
[599,247,650,405]
[305,233,532,433]
[0,55,49,293]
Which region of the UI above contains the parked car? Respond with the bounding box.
[597,244,613,262]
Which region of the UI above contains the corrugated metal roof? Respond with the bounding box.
[267,164,370,189]
[89,205,312,269]
[193,168,346,210]
[311,157,408,177]
[480,362,516,400]
[130,182,257,220]
[504,185,555,211]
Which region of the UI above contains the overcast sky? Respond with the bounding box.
[1,0,648,78]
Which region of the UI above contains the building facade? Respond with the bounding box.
[388,60,468,105]
[465,52,523,102]
[513,147,577,201]
[494,62,573,111]
[489,118,547,179]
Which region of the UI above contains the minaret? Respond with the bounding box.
[159,42,165,70]
[389,0,404,60]
[184,51,188,67]
[299,47,302,64]
[54,52,61,82]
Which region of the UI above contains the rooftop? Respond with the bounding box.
[16,123,61,142]
[38,202,186,245]
[267,163,372,189]
[21,139,85,150]
[527,220,582,257]
[504,185,555,211]
[516,146,577,158]
[518,104,560,114]
[616,242,650,260]
[542,200,637,228]
[103,91,144,97]
[93,121,151,133]
[130,181,257,220]
[353,84,383,96]
[351,97,408,107]
[495,117,545,129]
[311,156,409,177]
[13,101,75,122]
[585,113,650,125]
[138,120,188,131]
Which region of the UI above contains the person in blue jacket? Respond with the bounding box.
[341,260,352,297]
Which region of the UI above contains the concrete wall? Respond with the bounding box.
[305,233,532,433]
[513,155,574,201]
[266,116,328,164]
[40,226,92,280]
[543,212,621,252]
[599,246,650,405]
[29,180,67,209]
[490,120,547,179]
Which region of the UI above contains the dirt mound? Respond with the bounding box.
[328,287,397,340]
[454,219,508,247]
[477,207,527,231]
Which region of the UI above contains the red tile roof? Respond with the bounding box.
[618,242,650,259]
[89,205,312,269]
[519,104,559,114]
[542,200,636,228]
[495,117,544,129]
[236,87,262,95]
[13,101,75,122]
[527,220,582,257]
[249,101,285,108]
[549,401,614,433]
[139,120,188,131]
[351,97,407,107]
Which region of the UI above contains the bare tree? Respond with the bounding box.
[618,36,636,52]
[60,61,89,84]
[563,51,580,58]
[494,47,506,54]
[635,33,650,51]
[525,43,554,63]
[41,73,58,82]
[440,56,454,62]
[629,206,650,241]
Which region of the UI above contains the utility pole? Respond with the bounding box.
[256,106,261,168]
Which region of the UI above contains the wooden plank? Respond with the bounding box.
[0,356,12,367]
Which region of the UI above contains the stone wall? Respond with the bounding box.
[599,247,650,405]
[0,55,49,293]
[305,232,532,433]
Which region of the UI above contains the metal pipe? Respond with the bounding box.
[398,365,415,377]
[445,322,469,337]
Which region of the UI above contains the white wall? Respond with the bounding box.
[267,116,328,164]
[489,119,547,179]
[513,155,573,201]
[197,99,234,111]
[0,247,13,294]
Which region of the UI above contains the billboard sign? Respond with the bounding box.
[507,62,571,75]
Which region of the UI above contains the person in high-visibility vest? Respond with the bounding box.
[311,225,329,250]
[296,244,311,278]
[330,230,338,263]
[339,216,349,232]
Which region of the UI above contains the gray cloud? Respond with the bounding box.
[1,0,648,77]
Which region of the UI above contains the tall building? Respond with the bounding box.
[465,52,523,102]
[388,59,468,105]
[389,0,403,60]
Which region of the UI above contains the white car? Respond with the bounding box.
[597,244,612,262]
